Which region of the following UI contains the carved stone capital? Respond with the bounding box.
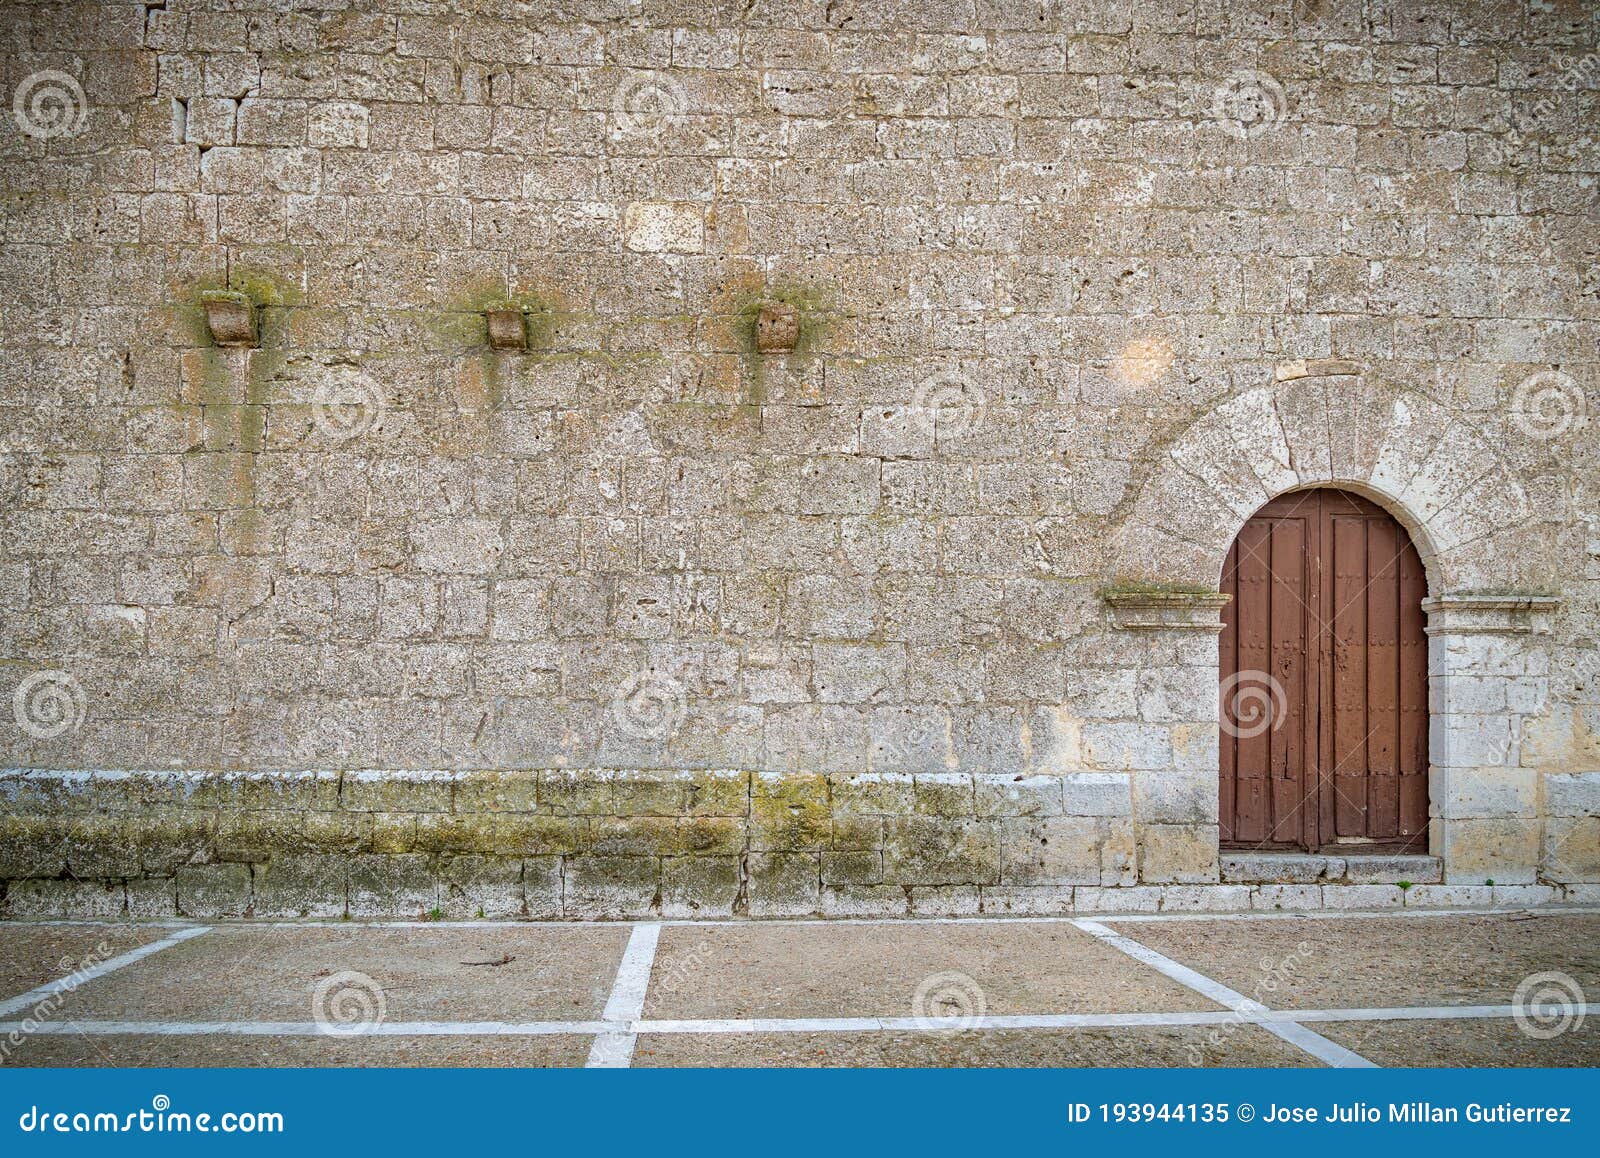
[1422,594,1560,635]
[1102,590,1230,631]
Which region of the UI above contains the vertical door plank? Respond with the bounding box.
[1269,517,1306,847]
[1232,519,1272,844]
[1329,514,1368,837]
[1366,517,1401,840]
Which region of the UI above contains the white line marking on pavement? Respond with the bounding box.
[0,925,212,1019]
[0,920,200,929]
[1089,907,1600,924]
[1072,919,1377,1069]
[0,1002,1560,1040]
[1287,1003,1589,1024]
[585,922,661,1068]
[635,1011,1253,1034]
[3,1019,613,1037]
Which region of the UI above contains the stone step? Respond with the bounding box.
[1220,852,1442,885]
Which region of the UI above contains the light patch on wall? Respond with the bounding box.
[623,202,704,253]
[1113,335,1174,388]
[1031,707,1084,771]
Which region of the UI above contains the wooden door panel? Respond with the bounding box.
[1220,489,1429,852]
[1365,516,1401,841]
[1268,518,1309,846]
[1330,513,1370,839]
[1220,502,1312,849]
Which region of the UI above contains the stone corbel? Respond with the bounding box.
[1421,594,1560,635]
[484,306,528,350]
[1102,589,1230,632]
[199,290,257,348]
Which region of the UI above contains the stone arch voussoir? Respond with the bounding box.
[1116,372,1554,595]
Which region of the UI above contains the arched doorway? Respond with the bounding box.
[1219,488,1429,853]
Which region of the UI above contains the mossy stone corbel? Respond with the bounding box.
[755,299,800,353]
[484,304,528,351]
[199,290,257,349]
[728,282,834,401]
[732,284,829,362]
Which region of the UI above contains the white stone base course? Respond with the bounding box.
[5,878,1595,920]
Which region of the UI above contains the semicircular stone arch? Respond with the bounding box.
[1116,373,1556,595]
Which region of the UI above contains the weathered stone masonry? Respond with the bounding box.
[1,0,1598,917]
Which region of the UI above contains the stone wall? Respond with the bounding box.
[1,0,1597,915]
[3,768,1593,919]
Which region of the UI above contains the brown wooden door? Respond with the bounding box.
[1219,489,1428,852]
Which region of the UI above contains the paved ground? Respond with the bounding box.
[1,909,1595,1068]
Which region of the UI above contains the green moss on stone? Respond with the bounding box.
[1101,580,1222,596]
[198,289,252,307]
[726,281,837,403]
[750,772,830,852]
[228,268,302,308]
